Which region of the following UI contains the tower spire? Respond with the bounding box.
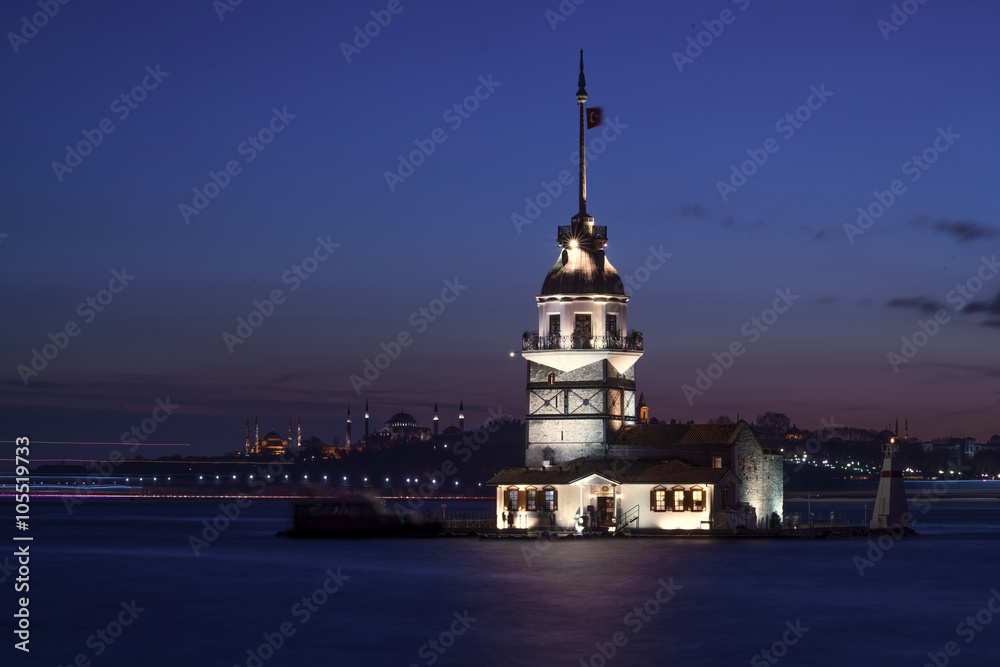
[576,49,588,221]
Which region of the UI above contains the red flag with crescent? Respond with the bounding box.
[586,107,603,129]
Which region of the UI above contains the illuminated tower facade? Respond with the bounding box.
[521,52,643,467]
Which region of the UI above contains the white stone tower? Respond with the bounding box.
[521,51,643,468]
[870,434,911,529]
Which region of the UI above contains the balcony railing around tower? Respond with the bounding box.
[521,331,643,352]
[558,225,607,244]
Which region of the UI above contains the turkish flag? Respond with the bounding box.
[586,107,603,129]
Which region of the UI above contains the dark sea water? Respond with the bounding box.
[6,493,1000,667]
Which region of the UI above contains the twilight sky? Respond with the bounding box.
[2,0,999,459]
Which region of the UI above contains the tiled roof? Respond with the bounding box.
[487,457,731,486]
[608,422,749,447]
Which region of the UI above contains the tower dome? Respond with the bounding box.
[540,244,625,295]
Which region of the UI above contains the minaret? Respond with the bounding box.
[288,418,292,450]
[520,51,643,467]
[297,416,302,449]
[433,402,439,436]
[346,405,352,447]
[364,400,370,441]
[458,400,465,432]
[639,393,649,424]
[870,433,911,530]
[245,417,250,455]
[254,415,259,453]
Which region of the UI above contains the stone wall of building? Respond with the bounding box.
[735,429,783,524]
[526,418,605,466]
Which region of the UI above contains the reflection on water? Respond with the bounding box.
[16,498,1000,666]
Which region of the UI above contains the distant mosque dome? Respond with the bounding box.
[443,425,462,435]
[385,411,418,428]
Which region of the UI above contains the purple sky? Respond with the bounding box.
[2,0,999,459]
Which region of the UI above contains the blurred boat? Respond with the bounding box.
[283,492,441,537]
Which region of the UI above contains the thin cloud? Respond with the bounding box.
[964,292,1000,316]
[912,216,998,243]
[679,204,709,221]
[886,296,945,313]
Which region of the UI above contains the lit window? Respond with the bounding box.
[692,488,704,511]
[673,489,685,512]
[544,487,557,511]
[507,489,519,511]
[526,489,537,511]
[653,489,666,512]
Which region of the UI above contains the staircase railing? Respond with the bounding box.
[616,504,640,532]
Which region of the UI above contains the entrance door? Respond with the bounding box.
[574,314,592,349]
[596,496,615,527]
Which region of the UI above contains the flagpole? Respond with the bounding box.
[576,49,588,220]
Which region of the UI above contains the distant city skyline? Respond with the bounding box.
[3,1,999,459]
